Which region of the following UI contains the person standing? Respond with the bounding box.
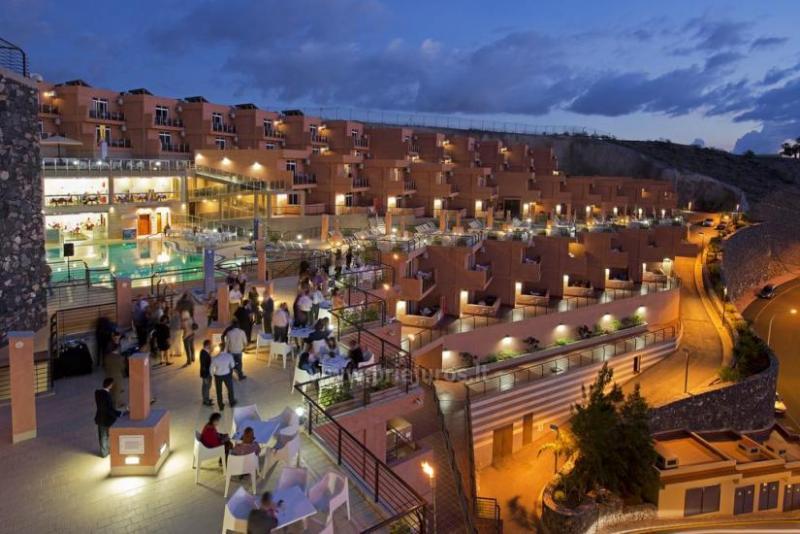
[310,284,323,323]
[211,347,237,410]
[153,315,173,366]
[229,284,243,317]
[223,320,248,380]
[169,306,183,361]
[94,377,122,458]
[207,291,219,326]
[181,310,197,367]
[94,316,115,368]
[237,270,248,295]
[234,301,254,345]
[103,333,126,409]
[261,291,274,336]
[199,339,213,406]
[346,247,353,270]
[297,290,313,327]
[272,303,290,343]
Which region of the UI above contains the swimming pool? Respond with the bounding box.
[47,240,204,284]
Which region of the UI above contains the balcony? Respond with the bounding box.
[350,135,369,149]
[607,247,629,268]
[431,181,457,197]
[89,109,125,121]
[154,116,184,128]
[45,193,109,208]
[211,122,236,134]
[462,294,501,317]
[463,263,493,290]
[516,256,541,281]
[351,175,369,189]
[292,173,317,188]
[104,138,132,149]
[39,104,59,115]
[161,143,191,153]
[399,271,436,301]
[263,127,286,139]
[310,132,329,144]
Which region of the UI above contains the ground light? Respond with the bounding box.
[421,461,436,533]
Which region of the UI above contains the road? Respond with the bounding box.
[742,277,800,426]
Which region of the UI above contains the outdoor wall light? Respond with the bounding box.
[296,234,302,240]
[637,306,646,314]
[221,157,231,165]
[124,456,140,465]
[294,406,305,417]
[556,323,566,331]
[159,443,168,456]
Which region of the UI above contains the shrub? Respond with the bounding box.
[718,366,741,382]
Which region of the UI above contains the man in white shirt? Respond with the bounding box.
[229,286,243,317]
[297,291,313,327]
[210,348,237,410]
[310,286,323,323]
[223,321,248,380]
[272,303,290,343]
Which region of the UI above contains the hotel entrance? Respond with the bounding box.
[137,214,151,235]
[134,207,171,237]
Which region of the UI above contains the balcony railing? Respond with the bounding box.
[465,324,678,399]
[106,138,132,148]
[292,173,317,186]
[351,135,369,148]
[89,109,125,121]
[42,157,192,174]
[113,191,177,204]
[161,143,191,153]
[212,122,236,133]
[263,127,286,139]
[39,104,59,114]
[310,132,329,143]
[0,37,28,77]
[154,116,184,127]
[45,193,109,207]
[403,180,416,191]
[352,176,369,188]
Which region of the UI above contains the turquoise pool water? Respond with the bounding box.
[47,241,204,284]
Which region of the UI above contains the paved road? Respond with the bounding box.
[742,277,800,425]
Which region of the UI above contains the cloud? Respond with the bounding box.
[750,36,789,51]
[761,65,800,86]
[733,122,800,154]
[673,18,751,55]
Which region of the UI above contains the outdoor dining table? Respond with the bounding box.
[272,485,318,530]
[321,354,350,375]
[232,417,281,444]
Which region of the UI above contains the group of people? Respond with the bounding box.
[128,292,197,368]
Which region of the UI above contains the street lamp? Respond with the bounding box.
[421,461,436,534]
[767,308,797,347]
[549,423,560,474]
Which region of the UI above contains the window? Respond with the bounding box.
[215,137,226,150]
[758,481,779,510]
[351,128,359,137]
[285,160,297,173]
[684,485,720,516]
[264,143,276,150]
[633,355,641,374]
[344,193,354,207]
[263,119,273,135]
[784,484,800,512]
[734,485,755,515]
[91,97,108,117]
[159,132,172,149]
[212,112,223,129]
[312,147,321,155]
[155,105,169,124]
[287,193,299,205]
[95,125,111,145]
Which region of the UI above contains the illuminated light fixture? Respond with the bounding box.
[154,161,161,167]
[181,203,187,209]
[556,323,566,331]
[408,333,416,341]
[125,456,140,465]
[392,253,399,260]
[502,335,512,345]
[73,160,79,166]
[221,157,231,165]
[253,161,262,169]
[296,234,302,241]
[42,90,56,98]
[383,283,390,291]
[159,443,168,456]
[602,314,612,321]
[96,160,102,165]
[637,306,646,314]
[792,309,798,315]
[421,461,434,479]
[109,206,115,213]
[294,406,305,417]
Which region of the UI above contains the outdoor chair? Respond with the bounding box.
[224,452,259,497]
[276,466,309,494]
[308,472,351,526]
[221,486,255,534]
[193,431,226,484]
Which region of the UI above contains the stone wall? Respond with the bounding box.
[0,70,48,345]
[649,353,777,433]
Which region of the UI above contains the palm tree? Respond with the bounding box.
[538,427,576,473]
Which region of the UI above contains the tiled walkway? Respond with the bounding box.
[0,289,386,533]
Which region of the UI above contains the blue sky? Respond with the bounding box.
[4,0,799,152]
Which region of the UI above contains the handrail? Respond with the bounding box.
[465,324,679,399]
[0,37,28,76]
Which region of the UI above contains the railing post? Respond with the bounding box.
[307,402,313,435]
[373,458,380,502]
[337,427,343,465]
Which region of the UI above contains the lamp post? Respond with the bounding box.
[767,308,797,347]
[549,423,560,474]
[683,348,690,394]
[422,461,436,534]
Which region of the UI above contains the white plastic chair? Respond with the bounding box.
[255,331,272,363]
[224,452,259,497]
[263,431,301,477]
[291,365,317,394]
[193,431,226,484]
[221,486,255,534]
[357,350,375,369]
[309,472,351,526]
[232,404,261,437]
[277,466,309,493]
[271,341,292,369]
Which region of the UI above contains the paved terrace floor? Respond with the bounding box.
[0,277,421,534]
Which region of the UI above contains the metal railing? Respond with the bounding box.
[155,116,183,127]
[0,37,28,77]
[475,497,502,533]
[41,157,192,174]
[39,103,59,114]
[194,165,288,191]
[212,122,236,133]
[310,107,611,137]
[465,324,678,399]
[292,173,317,186]
[161,143,191,153]
[89,109,125,121]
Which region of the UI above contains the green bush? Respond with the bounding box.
[718,366,741,382]
[732,329,770,378]
[319,384,354,408]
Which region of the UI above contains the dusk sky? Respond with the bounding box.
[4,0,799,152]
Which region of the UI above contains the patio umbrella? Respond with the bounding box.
[40,135,83,159]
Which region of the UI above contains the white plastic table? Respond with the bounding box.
[273,485,318,529]
[233,418,281,444]
[321,354,350,375]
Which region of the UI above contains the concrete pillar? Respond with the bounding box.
[439,211,447,232]
[128,353,151,421]
[455,211,461,228]
[217,282,230,326]
[108,177,115,205]
[299,190,306,216]
[320,214,330,241]
[266,193,272,220]
[9,331,36,443]
[115,277,132,329]
[334,215,340,232]
[203,248,216,295]
[385,211,393,235]
[487,209,494,228]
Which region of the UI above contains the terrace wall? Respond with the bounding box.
[0,69,49,344]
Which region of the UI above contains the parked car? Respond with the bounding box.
[775,394,787,415]
[758,284,776,299]
[701,218,715,227]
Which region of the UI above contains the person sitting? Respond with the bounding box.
[297,341,321,375]
[231,427,260,456]
[325,337,340,358]
[200,412,232,455]
[306,319,328,354]
[247,491,279,533]
[348,339,366,370]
